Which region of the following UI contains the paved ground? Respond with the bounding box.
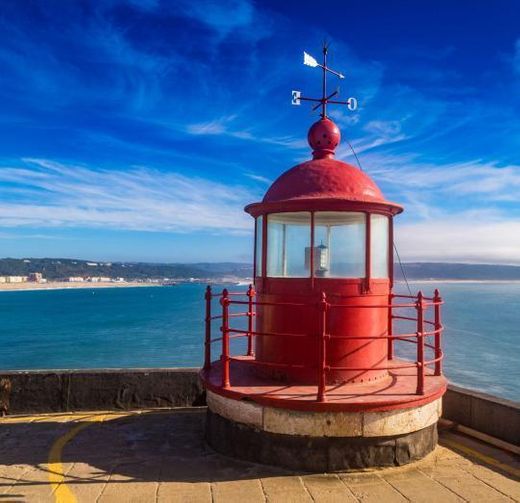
[0,408,518,502]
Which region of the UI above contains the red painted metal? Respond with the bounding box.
[202,359,447,413]
[365,211,371,293]
[247,284,255,357]
[246,157,402,215]
[254,278,390,384]
[253,217,257,280]
[387,292,394,360]
[388,217,394,287]
[434,289,442,376]
[416,291,425,395]
[203,287,444,404]
[308,118,340,159]
[220,289,230,389]
[317,292,328,402]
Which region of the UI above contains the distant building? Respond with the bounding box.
[28,272,43,283]
[68,277,85,282]
[0,276,28,283]
[87,262,98,267]
[88,276,111,282]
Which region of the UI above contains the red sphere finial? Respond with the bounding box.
[308,117,340,159]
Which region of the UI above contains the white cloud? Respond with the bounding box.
[186,115,306,149]
[0,159,259,233]
[396,216,520,265]
[172,0,264,39]
[244,173,272,184]
[362,154,520,202]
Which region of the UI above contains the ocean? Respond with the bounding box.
[0,282,518,402]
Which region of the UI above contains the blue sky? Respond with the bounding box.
[0,0,519,264]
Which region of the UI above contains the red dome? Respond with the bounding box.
[264,157,385,204]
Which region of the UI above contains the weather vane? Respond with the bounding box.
[291,45,357,117]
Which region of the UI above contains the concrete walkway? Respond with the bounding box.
[0,408,518,502]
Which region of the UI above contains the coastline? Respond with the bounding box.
[0,281,163,292]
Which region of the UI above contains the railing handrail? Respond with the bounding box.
[204,286,444,400]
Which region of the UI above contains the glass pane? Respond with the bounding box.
[371,214,389,278]
[314,212,366,278]
[255,216,263,276]
[267,213,311,277]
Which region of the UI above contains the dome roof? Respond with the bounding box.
[263,157,385,204]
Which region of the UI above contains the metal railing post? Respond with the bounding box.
[317,292,328,402]
[220,289,230,388]
[434,289,442,376]
[416,291,425,395]
[204,285,212,370]
[246,284,255,357]
[387,292,394,360]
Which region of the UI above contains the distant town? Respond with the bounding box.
[1,258,520,290]
[0,258,253,289]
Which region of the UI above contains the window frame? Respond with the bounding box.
[255,210,393,283]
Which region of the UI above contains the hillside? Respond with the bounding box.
[1,258,520,281]
[0,258,251,280]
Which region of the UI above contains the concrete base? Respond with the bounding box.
[205,389,441,470]
[206,409,438,471]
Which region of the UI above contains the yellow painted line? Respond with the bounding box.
[47,413,122,503]
[442,438,520,479]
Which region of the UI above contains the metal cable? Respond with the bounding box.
[394,243,412,295]
[345,137,364,171]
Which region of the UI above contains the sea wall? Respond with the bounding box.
[0,369,517,445]
[0,368,205,414]
[442,384,519,445]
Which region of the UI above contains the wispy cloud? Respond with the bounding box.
[361,154,520,202]
[396,214,520,265]
[0,159,259,233]
[186,115,306,149]
[172,0,259,39]
[244,173,272,184]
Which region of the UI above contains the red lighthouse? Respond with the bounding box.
[201,47,447,471]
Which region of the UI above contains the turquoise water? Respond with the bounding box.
[0,282,518,401]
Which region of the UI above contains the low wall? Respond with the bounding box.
[0,369,517,445]
[443,384,519,446]
[0,368,205,414]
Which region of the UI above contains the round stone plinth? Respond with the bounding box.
[205,390,441,471]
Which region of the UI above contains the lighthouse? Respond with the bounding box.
[201,47,447,471]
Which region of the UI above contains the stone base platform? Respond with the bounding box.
[205,389,443,470]
[206,409,438,471]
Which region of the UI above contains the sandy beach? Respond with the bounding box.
[0,281,162,292]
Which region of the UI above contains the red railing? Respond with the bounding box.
[204,285,444,401]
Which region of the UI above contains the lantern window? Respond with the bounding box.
[267,212,311,277]
[314,212,366,278]
[370,214,389,279]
